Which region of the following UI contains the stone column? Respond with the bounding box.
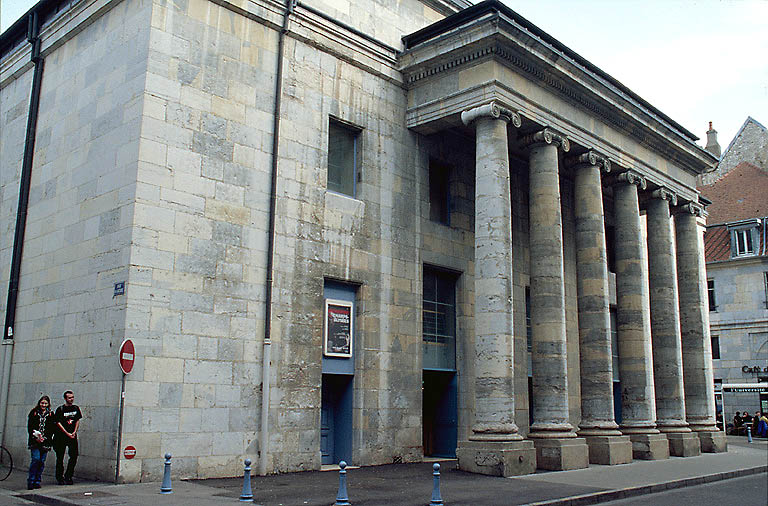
[645,189,700,457]
[613,170,669,460]
[674,203,727,453]
[523,129,588,471]
[455,102,536,477]
[571,152,632,465]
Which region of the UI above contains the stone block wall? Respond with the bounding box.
[0,0,152,479]
[709,259,768,415]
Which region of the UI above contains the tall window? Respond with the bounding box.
[707,279,717,311]
[711,335,721,360]
[423,267,456,370]
[734,228,754,256]
[429,160,450,225]
[764,272,768,309]
[328,120,359,197]
[525,286,532,353]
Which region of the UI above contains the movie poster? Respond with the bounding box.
[324,299,353,358]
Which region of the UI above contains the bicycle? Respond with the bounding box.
[0,445,12,481]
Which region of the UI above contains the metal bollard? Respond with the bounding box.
[747,425,753,443]
[240,458,253,501]
[430,463,443,506]
[160,453,173,494]
[334,461,351,506]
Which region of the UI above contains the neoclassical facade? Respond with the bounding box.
[0,0,724,481]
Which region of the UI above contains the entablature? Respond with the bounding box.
[398,0,717,197]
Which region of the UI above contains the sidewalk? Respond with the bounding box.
[1,436,765,506]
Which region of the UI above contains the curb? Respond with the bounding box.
[10,465,768,506]
[524,465,768,506]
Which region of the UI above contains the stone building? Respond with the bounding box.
[700,118,768,420]
[0,0,724,482]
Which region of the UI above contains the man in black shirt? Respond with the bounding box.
[54,391,82,485]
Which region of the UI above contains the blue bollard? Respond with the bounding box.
[747,425,753,443]
[240,458,253,501]
[334,461,351,506]
[160,453,173,494]
[430,463,443,506]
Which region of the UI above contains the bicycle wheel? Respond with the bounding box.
[0,445,12,481]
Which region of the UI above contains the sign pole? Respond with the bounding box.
[115,372,126,483]
[115,339,134,483]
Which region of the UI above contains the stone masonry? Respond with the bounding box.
[1,0,723,482]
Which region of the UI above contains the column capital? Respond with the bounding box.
[461,101,521,128]
[520,128,570,152]
[650,187,678,206]
[673,201,707,218]
[615,169,647,190]
[567,150,611,172]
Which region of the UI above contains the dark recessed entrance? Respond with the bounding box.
[422,370,457,458]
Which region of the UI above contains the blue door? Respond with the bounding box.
[321,374,353,465]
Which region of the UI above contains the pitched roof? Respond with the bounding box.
[704,226,732,262]
[699,161,768,224]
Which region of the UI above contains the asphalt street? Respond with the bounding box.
[600,473,768,506]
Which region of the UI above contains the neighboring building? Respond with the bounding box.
[1,0,723,482]
[701,118,768,421]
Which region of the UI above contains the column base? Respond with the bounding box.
[696,430,728,453]
[456,440,536,477]
[665,432,701,457]
[628,433,670,460]
[531,437,589,471]
[583,435,633,465]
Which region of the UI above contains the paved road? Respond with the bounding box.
[600,473,768,506]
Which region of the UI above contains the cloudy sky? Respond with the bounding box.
[2,0,766,149]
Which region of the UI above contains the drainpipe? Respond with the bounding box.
[0,11,45,446]
[259,0,295,477]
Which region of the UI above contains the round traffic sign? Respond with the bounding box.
[123,446,136,459]
[119,339,135,374]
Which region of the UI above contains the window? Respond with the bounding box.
[428,160,450,225]
[605,224,616,273]
[525,286,532,353]
[328,120,359,197]
[711,335,720,360]
[422,267,457,370]
[764,272,768,309]
[610,309,619,382]
[707,279,717,311]
[734,228,754,256]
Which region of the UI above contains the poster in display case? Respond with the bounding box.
[324,299,353,358]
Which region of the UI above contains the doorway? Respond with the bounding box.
[422,370,457,458]
[321,374,353,465]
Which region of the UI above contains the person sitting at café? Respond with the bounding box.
[732,411,744,435]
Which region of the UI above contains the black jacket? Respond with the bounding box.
[27,408,54,449]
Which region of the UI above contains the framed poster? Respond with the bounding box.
[324,299,353,358]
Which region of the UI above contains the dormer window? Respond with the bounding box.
[734,229,754,256]
[727,219,760,258]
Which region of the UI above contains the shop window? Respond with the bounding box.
[328,120,359,197]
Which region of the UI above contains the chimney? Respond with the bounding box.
[705,121,721,158]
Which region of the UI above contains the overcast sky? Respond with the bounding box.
[2,0,766,149]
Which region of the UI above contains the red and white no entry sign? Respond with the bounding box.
[119,339,135,374]
[123,446,136,459]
